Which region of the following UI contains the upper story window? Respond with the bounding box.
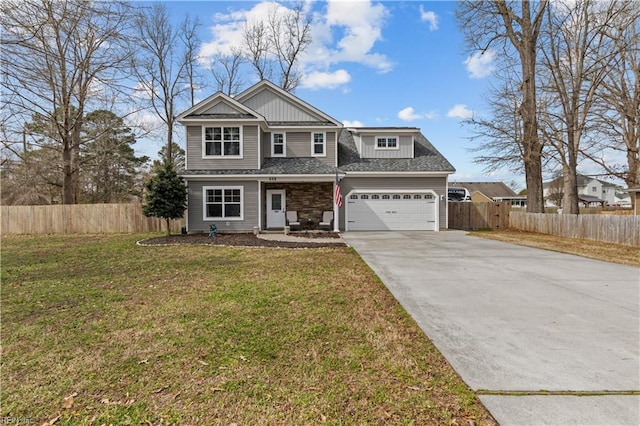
[272,132,286,157]
[312,132,326,157]
[376,136,398,150]
[203,126,242,157]
[592,186,597,192]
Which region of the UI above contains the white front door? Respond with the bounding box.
[266,190,286,228]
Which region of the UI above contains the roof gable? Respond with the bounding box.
[177,92,264,122]
[236,80,341,126]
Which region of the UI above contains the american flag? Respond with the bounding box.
[334,172,343,207]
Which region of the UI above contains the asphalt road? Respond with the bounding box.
[343,230,640,425]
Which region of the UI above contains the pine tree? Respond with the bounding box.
[143,161,187,235]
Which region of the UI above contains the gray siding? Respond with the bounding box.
[242,88,318,122]
[262,131,336,165]
[360,135,414,159]
[338,176,447,230]
[186,125,259,170]
[203,101,239,114]
[187,180,259,233]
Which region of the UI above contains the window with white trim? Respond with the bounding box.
[203,186,243,220]
[204,126,241,157]
[376,136,398,149]
[312,132,325,156]
[272,132,285,157]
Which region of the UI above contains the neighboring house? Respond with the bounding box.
[450,181,527,207]
[543,174,618,206]
[628,187,640,215]
[177,80,455,233]
[614,190,632,207]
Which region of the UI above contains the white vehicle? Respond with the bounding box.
[448,187,471,202]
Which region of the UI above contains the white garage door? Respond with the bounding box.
[346,192,437,231]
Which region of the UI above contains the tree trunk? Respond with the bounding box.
[520,35,545,213]
[166,218,171,236]
[62,141,75,204]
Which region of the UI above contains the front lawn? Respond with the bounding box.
[1,234,495,424]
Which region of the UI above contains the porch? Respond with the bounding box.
[262,182,336,231]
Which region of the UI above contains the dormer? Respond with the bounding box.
[347,127,419,159]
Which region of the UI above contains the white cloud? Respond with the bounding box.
[464,50,496,79]
[198,0,394,90]
[397,107,439,122]
[424,110,439,120]
[447,104,474,119]
[419,6,439,31]
[321,0,392,73]
[343,120,364,127]
[398,106,423,122]
[301,69,351,90]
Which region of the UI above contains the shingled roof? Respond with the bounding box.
[450,182,517,199]
[337,129,455,172]
[180,157,337,176]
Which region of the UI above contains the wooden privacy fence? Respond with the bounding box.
[510,211,640,247]
[1,203,186,235]
[448,202,511,230]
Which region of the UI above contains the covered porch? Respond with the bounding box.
[260,180,339,232]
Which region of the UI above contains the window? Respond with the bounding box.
[361,194,369,199]
[272,133,285,157]
[312,132,325,156]
[393,195,401,199]
[376,136,398,149]
[382,195,390,200]
[371,195,380,200]
[204,126,241,157]
[413,194,422,199]
[592,186,597,193]
[350,194,358,199]
[403,195,412,199]
[203,186,243,220]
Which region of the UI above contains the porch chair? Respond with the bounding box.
[319,211,334,231]
[286,211,301,231]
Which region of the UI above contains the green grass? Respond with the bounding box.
[1,234,495,425]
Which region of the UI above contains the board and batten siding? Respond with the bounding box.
[360,135,414,159]
[187,180,259,233]
[242,88,318,122]
[339,176,447,230]
[186,125,259,170]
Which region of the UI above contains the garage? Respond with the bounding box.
[345,191,438,231]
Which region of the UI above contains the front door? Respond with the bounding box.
[266,189,286,228]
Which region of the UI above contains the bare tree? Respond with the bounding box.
[241,1,312,92]
[181,14,202,108]
[585,2,640,194]
[457,0,549,212]
[267,1,312,92]
[210,48,246,96]
[243,20,273,82]
[1,0,133,204]
[132,3,200,167]
[467,72,526,174]
[539,0,621,214]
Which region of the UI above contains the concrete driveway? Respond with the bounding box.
[342,231,640,425]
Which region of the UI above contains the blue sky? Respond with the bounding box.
[150,1,520,188]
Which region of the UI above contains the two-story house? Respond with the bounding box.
[177,80,455,233]
[543,174,618,207]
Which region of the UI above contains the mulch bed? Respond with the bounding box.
[138,232,346,248]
